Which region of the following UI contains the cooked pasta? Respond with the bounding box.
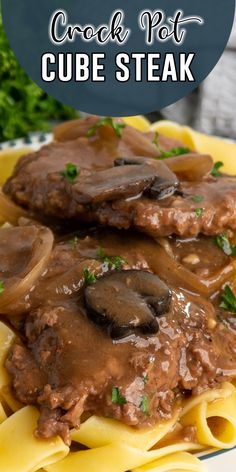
[0,406,68,472]
[0,118,236,472]
[181,383,236,449]
[0,321,15,388]
[44,441,203,472]
[133,452,206,472]
[70,413,179,449]
[0,312,236,471]
[0,402,7,424]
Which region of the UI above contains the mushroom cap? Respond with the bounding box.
[115,156,179,200]
[84,270,172,339]
[72,165,156,204]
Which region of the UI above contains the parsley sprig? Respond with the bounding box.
[195,208,204,218]
[87,117,126,138]
[112,387,127,405]
[211,161,224,177]
[140,395,149,415]
[69,236,80,249]
[97,247,126,271]
[220,285,236,313]
[152,132,190,159]
[83,268,97,285]
[0,281,4,294]
[159,147,191,158]
[62,163,79,183]
[215,233,236,256]
[0,10,77,142]
[191,195,204,203]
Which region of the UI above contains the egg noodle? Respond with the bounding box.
[0,118,236,472]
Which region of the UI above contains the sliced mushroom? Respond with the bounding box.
[84,270,172,339]
[115,157,179,199]
[71,165,156,204]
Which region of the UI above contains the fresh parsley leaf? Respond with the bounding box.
[159,147,190,159]
[109,256,126,271]
[83,268,97,285]
[152,131,161,150]
[191,195,204,203]
[62,163,79,183]
[0,281,4,294]
[152,132,190,158]
[111,387,127,405]
[215,233,236,256]
[140,395,149,415]
[195,208,204,218]
[87,117,126,138]
[97,246,106,259]
[220,285,236,313]
[69,236,80,248]
[143,374,149,385]
[0,9,78,142]
[211,161,224,177]
[97,246,126,271]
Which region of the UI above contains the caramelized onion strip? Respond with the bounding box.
[0,226,54,314]
[0,190,28,225]
[31,259,109,305]
[165,153,213,181]
[150,242,236,296]
[54,117,98,142]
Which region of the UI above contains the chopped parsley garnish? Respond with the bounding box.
[195,208,204,218]
[83,268,97,285]
[159,147,190,159]
[152,132,190,159]
[62,163,79,182]
[220,285,236,313]
[215,233,236,256]
[191,195,204,203]
[69,236,80,249]
[140,395,149,415]
[111,387,127,405]
[152,131,161,150]
[143,374,149,385]
[97,247,126,271]
[87,117,126,138]
[211,161,224,177]
[0,281,4,294]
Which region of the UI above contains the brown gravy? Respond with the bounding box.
[3,226,236,444]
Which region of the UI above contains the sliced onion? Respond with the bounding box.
[31,259,108,305]
[0,225,54,315]
[54,116,98,142]
[155,237,174,258]
[121,126,158,158]
[148,242,236,296]
[0,190,28,225]
[165,153,213,181]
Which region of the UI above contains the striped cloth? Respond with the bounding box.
[162,17,236,139]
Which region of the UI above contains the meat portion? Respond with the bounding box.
[95,177,236,237]
[5,228,236,444]
[3,117,164,217]
[5,116,235,238]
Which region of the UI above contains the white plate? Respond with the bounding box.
[0,132,52,151]
[200,447,236,471]
[1,134,236,471]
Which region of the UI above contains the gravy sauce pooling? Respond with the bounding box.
[3,226,236,445]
